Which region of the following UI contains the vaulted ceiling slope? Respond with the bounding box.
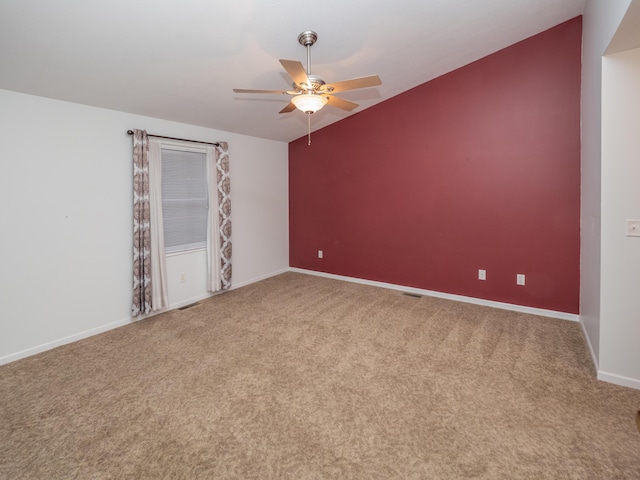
[0,0,586,142]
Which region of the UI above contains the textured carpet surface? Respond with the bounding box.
[1,272,639,479]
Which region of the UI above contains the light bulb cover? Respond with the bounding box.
[291,94,328,114]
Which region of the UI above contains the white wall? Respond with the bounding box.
[165,250,209,308]
[581,0,640,390]
[600,46,640,387]
[0,89,289,364]
[579,0,631,369]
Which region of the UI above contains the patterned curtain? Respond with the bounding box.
[216,142,232,290]
[132,129,152,316]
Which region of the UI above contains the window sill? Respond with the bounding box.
[165,247,206,258]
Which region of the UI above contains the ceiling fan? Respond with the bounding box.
[233,30,382,144]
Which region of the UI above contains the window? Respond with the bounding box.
[160,146,208,254]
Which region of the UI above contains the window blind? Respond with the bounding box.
[161,148,208,254]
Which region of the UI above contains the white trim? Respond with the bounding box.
[158,140,209,153]
[289,268,580,321]
[165,247,207,258]
[0,315,143,366]
[169,291,217,310]
[597,370,640,390]
[230,268,290,290]
[578,317,600,372]
[0,268,289,367]
[167,268,290,307]
[0,267,579,367]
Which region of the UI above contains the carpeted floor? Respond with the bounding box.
[1,272,639,479]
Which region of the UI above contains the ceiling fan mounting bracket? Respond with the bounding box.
[297,31,318,47]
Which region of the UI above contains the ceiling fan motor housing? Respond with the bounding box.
[294,75,327,92]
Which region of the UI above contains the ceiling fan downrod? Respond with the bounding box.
[298,31,319,145]
[297,30,318,76]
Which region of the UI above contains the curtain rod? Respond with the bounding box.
[126,130,220,147]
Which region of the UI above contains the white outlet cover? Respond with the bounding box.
[478,269,486,280]
[517,274,525,286]
[318,250,323,258]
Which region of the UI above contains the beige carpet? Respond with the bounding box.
[1,272,639,479]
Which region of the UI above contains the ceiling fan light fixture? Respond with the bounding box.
[291,93,328,114]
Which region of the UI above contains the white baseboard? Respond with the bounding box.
[0,268,290,367]
[579,319,640,391]
[0,315,142,366]
[290,269,640,391]
[289,267,580,322]
[5,267,638,391]
[578,317,600,372]
[597,370,640,390]
[231,268,290,290]
[169,292,217,310]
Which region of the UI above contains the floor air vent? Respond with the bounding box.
[402,292,422,299]
[178,302,200,311]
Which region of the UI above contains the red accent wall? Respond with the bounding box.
[289,17,582,314]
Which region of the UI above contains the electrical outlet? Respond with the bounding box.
[180,273,186,283]
[318,250,323,259]
[478,269,486,280]
[517,274,525,286]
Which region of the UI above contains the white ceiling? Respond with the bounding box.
[0,0,586,143]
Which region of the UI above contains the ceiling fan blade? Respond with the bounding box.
[326,95,359,112]
[279,102,297,114]
[233,88,293,94]
[324,75,382,93]
[280,59,310,88]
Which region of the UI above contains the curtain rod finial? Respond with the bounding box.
[127,130,134,135]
